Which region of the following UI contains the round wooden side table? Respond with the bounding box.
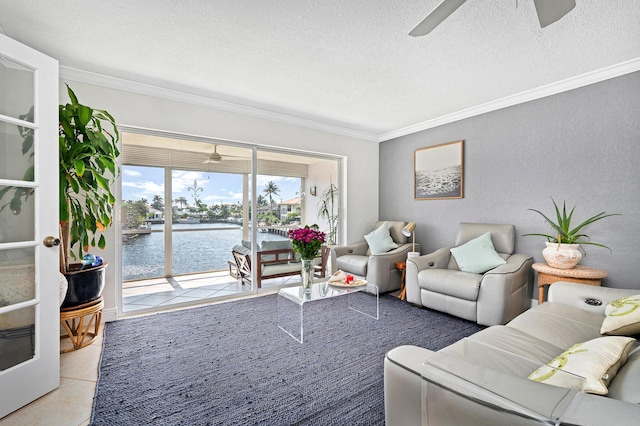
[60,296,104,353]
[395,261,407,300]
[532,263,608,304]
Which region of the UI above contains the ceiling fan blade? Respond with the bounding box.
[533,0,576,28]
[409,0,467,37]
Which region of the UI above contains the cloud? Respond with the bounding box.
[121,180,164,201]
[123,169,141,177]
[172,170,209,194]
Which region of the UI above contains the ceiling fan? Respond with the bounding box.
[203,145,223,163]
[202,145,248,164]
[409,0,576,37]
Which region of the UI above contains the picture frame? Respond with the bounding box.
[309,186,316,196]
[414,140,464,200]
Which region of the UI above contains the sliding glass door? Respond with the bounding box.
[119,130,341,314]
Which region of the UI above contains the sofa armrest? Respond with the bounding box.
[366,243,422,293]
[405,248,451,304]
[484,253,532,275]
[370,243,421,260]
[386,344,640,426]
[548,281,639,316]
[423,350,640,425]
[477,254,533,326]
[385,345,435,426]
[407,247,452,272]
[331,241,368,258]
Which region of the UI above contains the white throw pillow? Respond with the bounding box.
[528,336,635,395]
[601,294,640,336]
[364,222,398,255]
[449,232,506,274]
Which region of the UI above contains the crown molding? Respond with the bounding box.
[378,58,640,142]
[59,66,379,142]
[60,59,640,145]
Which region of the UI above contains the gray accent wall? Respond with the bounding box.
[380,71,640,292]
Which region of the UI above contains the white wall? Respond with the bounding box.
[59,79,378,318]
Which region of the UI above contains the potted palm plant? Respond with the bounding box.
[317,179,339,245]
[524,199,620,269]
[58,85,120,307]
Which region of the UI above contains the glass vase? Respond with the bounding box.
[301,259,314,295]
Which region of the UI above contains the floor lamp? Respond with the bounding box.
[402,222,420,259]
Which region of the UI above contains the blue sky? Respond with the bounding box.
[121,165,301,207]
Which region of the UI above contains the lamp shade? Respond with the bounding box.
[402,222,416,237]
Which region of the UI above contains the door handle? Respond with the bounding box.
[43,236,61,247]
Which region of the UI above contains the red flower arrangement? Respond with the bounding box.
[288,225,326,260]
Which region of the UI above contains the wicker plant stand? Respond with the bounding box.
[532,263,608,304]
[60,296,104,353]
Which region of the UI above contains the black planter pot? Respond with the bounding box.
[62,262,107,308]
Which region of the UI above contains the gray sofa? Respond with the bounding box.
[384,282,640,425]
[330,221,420,293]
[406,223,533,326]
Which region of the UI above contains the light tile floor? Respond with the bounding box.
[1,273,303,425]
[0,328,104,426]
[123,270,302,313]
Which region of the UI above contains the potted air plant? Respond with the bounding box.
[524,199,620,269]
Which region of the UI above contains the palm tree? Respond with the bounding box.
[174,196,187,209]
[263,181,280,212]
[151,195,163,210]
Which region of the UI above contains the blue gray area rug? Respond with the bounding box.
[91,293,482,425]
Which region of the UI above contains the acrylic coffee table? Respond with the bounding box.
[277,281,379,343]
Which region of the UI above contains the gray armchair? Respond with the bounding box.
[405,223,533,326]
[330,221,420,293]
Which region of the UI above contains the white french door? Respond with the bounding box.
[0,33,60,418]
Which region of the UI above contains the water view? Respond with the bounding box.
[122,223,289,281]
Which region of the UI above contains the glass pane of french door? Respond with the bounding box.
[0,55,37,370]
[0,32,59,419]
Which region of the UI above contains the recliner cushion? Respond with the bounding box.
[364,221,398,254]
[232,245,251,256]
[242,239,259,250]
[260,240,292,251]
[418,269,483,301]
[335,254,368,277]
[449,232,506,274]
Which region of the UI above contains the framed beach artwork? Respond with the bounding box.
[414,140,464,200]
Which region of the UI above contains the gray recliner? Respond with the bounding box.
[405,222,533,326]
[330,221,420,293]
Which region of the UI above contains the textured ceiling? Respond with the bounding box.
[1,1,639,141]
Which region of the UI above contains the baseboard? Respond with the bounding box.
[102,307,118,322]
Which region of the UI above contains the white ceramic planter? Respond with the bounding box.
[542,242,582,269]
